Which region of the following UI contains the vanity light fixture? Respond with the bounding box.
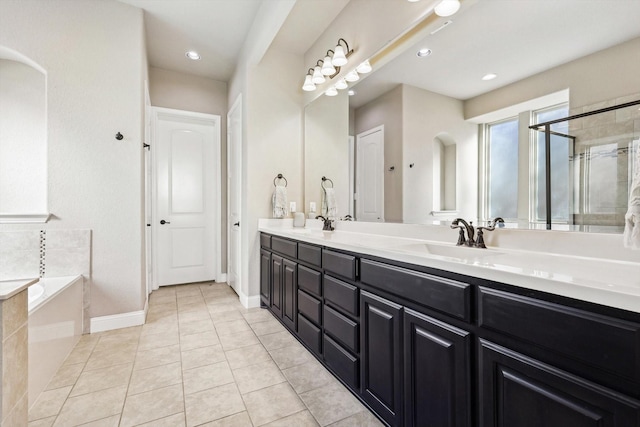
[331,39,352,66]
[312,61,326,84]
[482,73,498,81]
[434,0,460,17]
[302,68,316,91]
[356,60,372,74]
[185,50,201,60]
[325,86,338,97]
[335,79,349,90]
[321,51,337,75]
[345,70,360,82]
[417,48,432,57]
[348,90,356,96]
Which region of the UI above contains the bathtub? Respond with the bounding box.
[28,275,83,408]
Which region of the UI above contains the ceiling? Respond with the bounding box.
[351,0,640,107]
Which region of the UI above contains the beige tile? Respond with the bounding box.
[327,410,384,426]
[269,343,314,370]
[282,361,334,394]
[182,345,226,371]
[141,319,179,337]
[250,319,285,336]
[178,309,211,324]
[264,410,319,426]
[179,301,208,313]
[243,382,306,426]
[225,344,271,370]
[299,382,365,426]
[199,411,252,426]
[98,325,142,339]
[210,309,245,323]
[53,385,127,426]
[146,310,178,324]
[233,360,286,394]
[70,362,133,397]
[134,344,181,370]
[219,330,260,351]
[177,294,205,306]
[208,296,242,306]
[136,412,185,427]
[180,330,220,351]
[45,363,84,390]
[2,393,28,427]
[208,304,242,315]
[28,386,72,421]
[2,324,28,414]
[242,310,275,324]
[77,414,121,426]
[91,337,138,355]
[258,331,297,352]
[179,318,215,336]
[176,286,202,297]
[184,383,246,427]
[137,329,180,351]
[2,289,27,338]
[183,360,235,395]
[128,361,182,395]
[149,293,177,305]
[215,319,251,336]
[84,346,136,371]
[120,384,184,427]
[28,415,56,427]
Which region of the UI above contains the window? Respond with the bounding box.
[486,118,519,219]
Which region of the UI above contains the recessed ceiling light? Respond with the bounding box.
[417,48,432,57]
[434,0,460,17]
[348,90,356,96]
[185,51,201,61]
[482,73,497,81]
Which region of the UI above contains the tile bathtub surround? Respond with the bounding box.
[1,289,29,427]
[28,282,383,427]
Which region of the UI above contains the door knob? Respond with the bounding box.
[160,220,170,225]
[233,222,240,227]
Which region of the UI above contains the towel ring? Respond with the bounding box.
[321,176,334,189]
[273,173,287,187]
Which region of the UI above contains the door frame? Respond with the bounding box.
[150,106,222,289]
[227,95,242,296]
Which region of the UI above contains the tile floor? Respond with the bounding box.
[27,282,384,427]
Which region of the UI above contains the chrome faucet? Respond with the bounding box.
[316,215,334,231]
[451,217,504,248]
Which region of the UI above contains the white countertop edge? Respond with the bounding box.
[0,278,39,300]
[259,224,640,314]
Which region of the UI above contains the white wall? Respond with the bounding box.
[0,0,148,318]
[0,59,46,213]
[149,66,229,269]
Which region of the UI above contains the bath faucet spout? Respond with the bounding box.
[451,218,475,246]
[316,215,335,231]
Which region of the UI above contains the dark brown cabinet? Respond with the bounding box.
[403,308,471,427]
[361,291,403,426]
[270,254,283,318]
[282,258,297,331]
[260,249,270,306]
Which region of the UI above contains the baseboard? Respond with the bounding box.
[90,300,148,333]
[238,291,261,309]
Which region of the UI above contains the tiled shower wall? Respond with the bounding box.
[0,229,91,333]
[569,93,640,228]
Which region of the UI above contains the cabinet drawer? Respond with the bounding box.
[271,237,297,259]
[324,305,358,353]
[260,233,271,248]
[298,265,322,297]
[323,249,357,281]
[478,287,640,382]
[298,242,322,268]
[324,275,358,316]
[360,259,471,321]
[298,290,321,326]
[324,334,359,390]
[298,314,322,356]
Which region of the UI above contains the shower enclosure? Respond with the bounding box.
[530,99,640,231]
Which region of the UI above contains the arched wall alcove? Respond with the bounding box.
[432,132,457,212]
[0,45,48,220]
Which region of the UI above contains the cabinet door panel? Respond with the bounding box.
[270,255,283,318]
[361,291,403,426]
[282,258,297,331]
[260,249,271,306]
[479,339,640,427]
[404,309,471,427]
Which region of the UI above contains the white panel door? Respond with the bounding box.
[227,96,242,295]
[154,108,220,286]
[356,126,384,222]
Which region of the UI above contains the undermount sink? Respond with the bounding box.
[392,242,504,261]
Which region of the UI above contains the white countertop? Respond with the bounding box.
[259,220,640,314]
[0,278,39,301]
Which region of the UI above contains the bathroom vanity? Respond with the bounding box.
[258,223,640,426]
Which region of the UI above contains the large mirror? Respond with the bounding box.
[304,0,640,232]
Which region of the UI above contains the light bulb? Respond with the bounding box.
[302,74,316,91]
[325,87,338,97]
[434,0,460,17]
[321,55,336,75]
[335,79,348,90]
[332,45,348,67]
[356,60,372,74]
[312,66,325,84]
[345,70,359,82]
